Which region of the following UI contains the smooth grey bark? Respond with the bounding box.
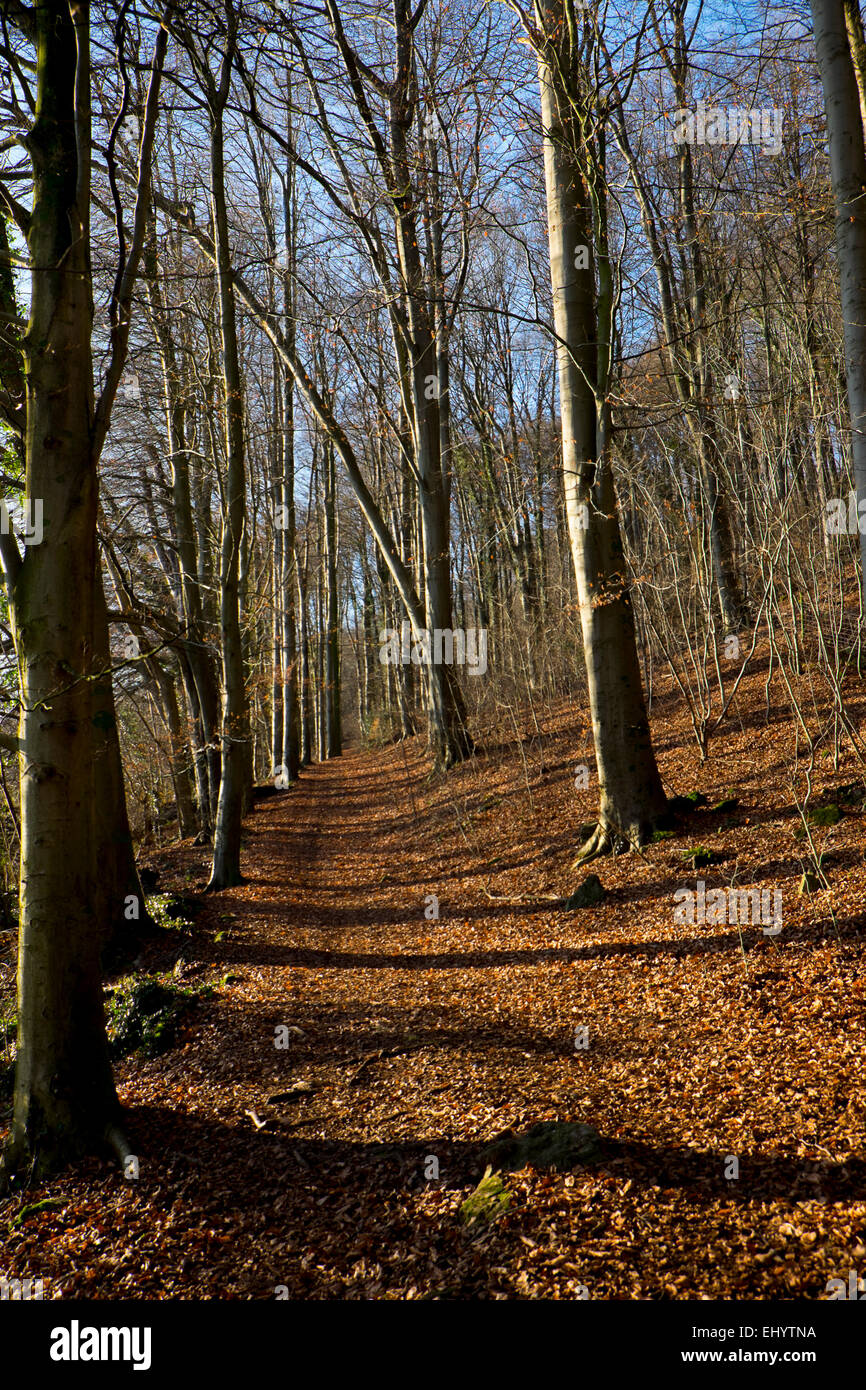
[811,0,866,602]
[323,438,342,758]
[191,14,250,890]
[1,0,119,1178]
[296,540,313,767]
[270,357,284,773]
[843,0,866,134]
[0,0,159,1178]
[534,0,667,858]
[0,0,167,1180]
[278,125,301,782]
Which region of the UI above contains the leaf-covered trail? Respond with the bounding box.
[3,696,866,1299]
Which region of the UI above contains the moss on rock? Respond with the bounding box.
[563,874,605,910]
[459,1166,511,1226]
[481,1120,603,1173]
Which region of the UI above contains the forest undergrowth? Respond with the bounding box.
[1,646,864,1299]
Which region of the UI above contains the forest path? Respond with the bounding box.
[4,714,866,1299]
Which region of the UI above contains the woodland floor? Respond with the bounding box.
[1,652,866,1299]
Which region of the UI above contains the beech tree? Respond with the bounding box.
[0,0,168,1179]
[173,2,251,888]
[810,0,866,605]
[524,0,668,858]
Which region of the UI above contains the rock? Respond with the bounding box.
[481,1120,603,1173]
[808,804,841,826]
[798,871,821,895]
[563,873,605,909]
[459,1167,510,1226]
[711,797,740,813]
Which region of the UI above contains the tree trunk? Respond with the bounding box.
[207,46,249,890]
[811,0,866,603]
[535,0,667,858]
[147,655,197,839]
[323,440,342,757]
[2,0,119,1179]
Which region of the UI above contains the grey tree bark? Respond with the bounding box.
[811,0,866,603]
[0,0,168,1179]
[533,0,668,859]
[182,8,250,890]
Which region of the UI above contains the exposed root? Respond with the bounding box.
[572,824,614,866]
[0,1115,129,1189]
[204,872,247,893]
[571,822,633,867]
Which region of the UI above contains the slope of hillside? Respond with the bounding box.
[1,660,865,1299]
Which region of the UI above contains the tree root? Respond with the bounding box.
[1,1118,135,1190]
[571,822,631,867]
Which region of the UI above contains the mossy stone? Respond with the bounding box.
[563,874,605,910]
[481,1120,603,1173]
[459,1166,510,1226]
